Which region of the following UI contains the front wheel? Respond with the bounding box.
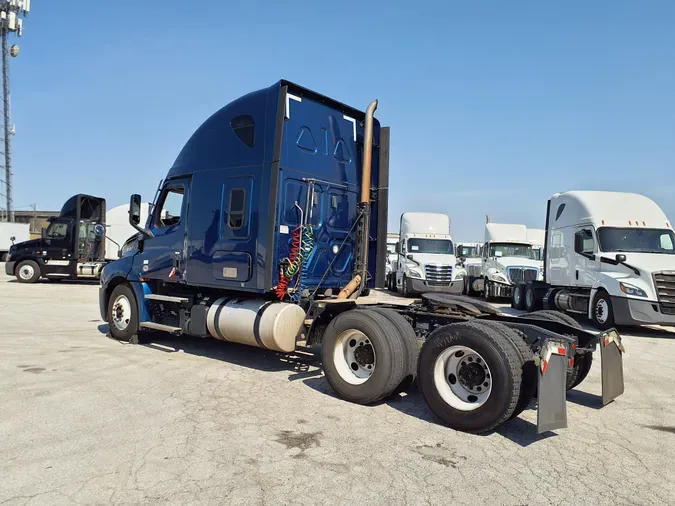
[483,279,494,302]
[591,291,615,330]
[16,260,41,284]
[107,284,141,343]
[511,283,525,309]
[402,275,411,297]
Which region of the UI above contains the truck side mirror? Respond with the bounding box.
[460,256,466,264]
[615,253,627,263]
[406,254,414,260]
[9,236,15,244]
[128,194,154,239]
[129,194,142,225]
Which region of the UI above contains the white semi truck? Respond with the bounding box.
[514,191,675,330]
[0,222,30,262]
[393,212,465,296]
[527,228,545,260]
[465,223,543,300]
[385,233,398,289]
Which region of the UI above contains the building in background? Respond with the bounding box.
[13,208,59,238]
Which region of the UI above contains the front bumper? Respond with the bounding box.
[611,296,675,327]
[491,281,514,298]
[410,278,463,295]
[5,261,15,276]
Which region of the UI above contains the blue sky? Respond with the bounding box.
[8,0,675,241]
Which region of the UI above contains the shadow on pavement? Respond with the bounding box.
[566,389,604,409]
[96,323,323,379]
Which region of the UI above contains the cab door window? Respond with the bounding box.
[574,229,595,257]
[155,186,185,228]
[45,222,69,240]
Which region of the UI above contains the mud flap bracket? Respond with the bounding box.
[536,340,568,434]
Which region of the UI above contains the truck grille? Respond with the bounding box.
[654,272,675,307]
[425,264,452,286]
[506,267,538,284]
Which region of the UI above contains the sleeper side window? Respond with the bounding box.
[155,186,184,228]
[575,229,595,256]
[228,188,246,229]
[231,115,255,148]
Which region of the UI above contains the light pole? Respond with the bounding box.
[0,0,30,222]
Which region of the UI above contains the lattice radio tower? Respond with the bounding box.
[0,0,30,222]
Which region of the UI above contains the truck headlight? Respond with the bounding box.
[619,282,647,298]
[408,270,422,279]
[454,272,465,280]
[490,272,508,283]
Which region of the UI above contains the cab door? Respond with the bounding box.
[136,178,190,283]
[573,227,598,287]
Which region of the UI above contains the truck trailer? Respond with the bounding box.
[514,191,675,330]
[393,212,465,297]
[0,222,29,261]
[99,80,624,434]
[4,195,149,283]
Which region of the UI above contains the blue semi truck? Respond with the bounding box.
[99,80,625,434]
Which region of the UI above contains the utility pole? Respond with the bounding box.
[0,0,30,223]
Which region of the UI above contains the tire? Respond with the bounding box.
[483,279,494,302]
[524,284,543,312]
[107,283,141,343]
[470,320,537,421]
[15,260,41,284]
[402,275,411,297]
[591,290,615,330]
[392,274,398,293]
[366,307,420,395]
[511,283,526,310]
[465,276,474,296]
[321,309,407,405]
[417,320,522,434]
[519,310,592,390]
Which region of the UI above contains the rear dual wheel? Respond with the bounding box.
[417,320,531,433]
[322,308,418,405]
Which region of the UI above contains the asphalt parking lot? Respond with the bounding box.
[2,272,675,505]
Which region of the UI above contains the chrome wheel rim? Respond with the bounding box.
[112,294,132,331]
[19,264,34,280]
[595,299,609,324]
[333,329,376,385]
[434,345,492,411]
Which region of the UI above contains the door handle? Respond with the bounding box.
[575,269,579,280]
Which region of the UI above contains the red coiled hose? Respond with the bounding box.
[275,226,303,299]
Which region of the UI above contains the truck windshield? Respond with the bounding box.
[457,245,479,258]
[532,248,543,260]
[489,243,534,259]
[408,238,454,254]
[597,227,675,254]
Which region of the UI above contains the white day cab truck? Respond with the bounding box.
[384,232,398,290]
[0,222,29,262]
[464,223,543,300]
[393,212,465,296]
[527,228,545,261]
[513,191,675,330]
[455,242,482,271]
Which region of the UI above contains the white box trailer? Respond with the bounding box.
[513,191,675,329]
[0,222,30,261]
[104,203,150,260]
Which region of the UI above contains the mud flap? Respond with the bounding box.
[599,329,625,405]
[536,340,568,434]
